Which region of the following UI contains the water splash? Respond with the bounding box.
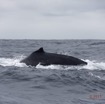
[0,56,27,67]
[36,59,105,70]
[0,56,105,70]
[83,59,105,70]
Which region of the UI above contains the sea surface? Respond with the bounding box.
[0,39,105,104]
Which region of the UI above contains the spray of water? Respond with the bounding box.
[0,56,105,70]
[0,56,27,67]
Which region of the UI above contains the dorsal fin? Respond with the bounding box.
[35,47,44,53]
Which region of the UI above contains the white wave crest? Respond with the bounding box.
[0,56,27,67]
[36,59,105,70]
[36,63,62,70]
[0,57,105,70]
[82,59,105,70]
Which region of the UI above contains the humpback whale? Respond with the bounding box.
[21,47,87,66]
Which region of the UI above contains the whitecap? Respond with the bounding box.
[0,55,27,67]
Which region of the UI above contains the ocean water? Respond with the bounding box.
[0,39,105,104]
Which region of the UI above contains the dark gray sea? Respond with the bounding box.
[0,39,105,104]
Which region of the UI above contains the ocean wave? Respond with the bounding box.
[0,56,27,67]
[90,41,105,46]
[0,57,105,70]
[36,59,105,70]
[0,57,105,92]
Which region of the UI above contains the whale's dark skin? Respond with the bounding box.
[21,47,87,66]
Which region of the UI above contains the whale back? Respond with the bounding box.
[21,47,87,66]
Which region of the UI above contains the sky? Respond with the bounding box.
[0,0,105,39]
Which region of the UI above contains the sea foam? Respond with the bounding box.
[0,56,105,70]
